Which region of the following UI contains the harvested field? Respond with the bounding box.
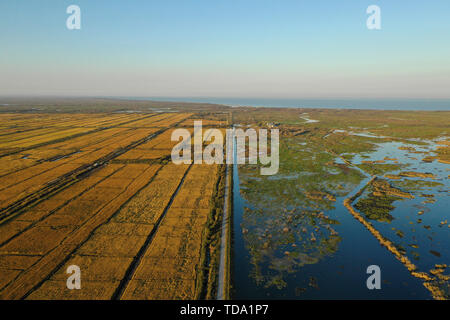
[0,111,224,300]
[121,164,220,300]
[178,119,227,127]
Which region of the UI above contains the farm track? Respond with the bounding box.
[216,163,230,300]
[0,114,181,224]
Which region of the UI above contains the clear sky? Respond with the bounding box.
[1,0,449,98]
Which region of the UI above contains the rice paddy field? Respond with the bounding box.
[0,110,227,300]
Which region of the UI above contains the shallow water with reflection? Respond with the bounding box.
[233,135,449,299]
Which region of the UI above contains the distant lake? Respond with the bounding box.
[121,97,450,111]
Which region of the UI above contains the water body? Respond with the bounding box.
[351,141,450,275]
[232,136,448,299]
[121,97,450,111]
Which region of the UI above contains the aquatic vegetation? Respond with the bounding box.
[234,108,449,299]
[371,178,415,199]
[242,206,341,289]
[236,132,368,290]
[435,141,450,164]
[397,171,437,179]
[391,179,444,192]
[355,191,400,223]
[356,163,405,176]
[354,178,416,222]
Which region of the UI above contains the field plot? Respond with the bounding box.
[0,111,224,300]
[121,164,220,300]
[25,164,187,299]
[178,118,227,127]
[0,163,161,298]
[116,128,195,162]
[119,113,191,128]
[24,163,221,300]
[117,125,226,163]
[0,127,158,211]
[0,113,193,213]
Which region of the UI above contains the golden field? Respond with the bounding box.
[0,111,226,300]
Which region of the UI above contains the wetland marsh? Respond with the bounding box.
[231,108,449,299]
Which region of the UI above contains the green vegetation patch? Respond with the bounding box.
[354,190,402,223]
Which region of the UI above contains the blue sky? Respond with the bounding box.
[1,0,449,98]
